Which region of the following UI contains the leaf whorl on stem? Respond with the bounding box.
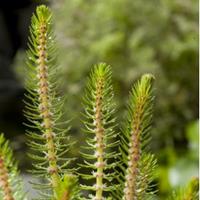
[80,63,119,199]
[24,5,73,199]
[121,74,156,200]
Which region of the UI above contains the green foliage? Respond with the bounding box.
[13,3,198,197]
[80,63,119,199]
[79,63,158,200]
[23,6,160,198]
[51,0,198,196]
[23,5,160,198]
[1,3,198,200]
[55,174,78,200]
[24,5,73,199]
[120,74,157,200]
[0,134,26,200]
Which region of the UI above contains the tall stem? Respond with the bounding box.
[37,20,59,192]
[123,75,153,200]
[94,77,105,200]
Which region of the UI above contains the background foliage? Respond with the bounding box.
[12,0,198,199]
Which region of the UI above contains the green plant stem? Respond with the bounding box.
[94,77,105,200]
[37,18,59,191]
[124,97,145,200]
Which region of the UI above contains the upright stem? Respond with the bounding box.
[124,96,146,200]
[0,154,14,200]
[94,77,105,200]
[37,20,59,191]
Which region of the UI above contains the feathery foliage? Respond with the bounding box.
[0,4,198,200]
[80,63,119,199]
[0,134,25,200]
[119,74,157,200]
[79,64,158,200]
[24,5,73,199]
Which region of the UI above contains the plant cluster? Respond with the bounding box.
[0,5,198,200]
[51,2,198,194]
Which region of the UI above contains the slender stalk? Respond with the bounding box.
[124,97,146,199]
[0,154,14,200]
[37,18,59,190]
[81,64,118,199]
[94,77,105,200]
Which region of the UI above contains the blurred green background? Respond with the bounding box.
[2,0,199,199]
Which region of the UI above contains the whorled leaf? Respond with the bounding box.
[80,63,120,199]
[24,5,75,199]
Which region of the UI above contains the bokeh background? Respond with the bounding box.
[0,0,198,199]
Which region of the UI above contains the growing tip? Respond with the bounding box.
[94,62,111,76]
[140,73,155,86]
[141,73,155,81]
[36,4,52,21]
